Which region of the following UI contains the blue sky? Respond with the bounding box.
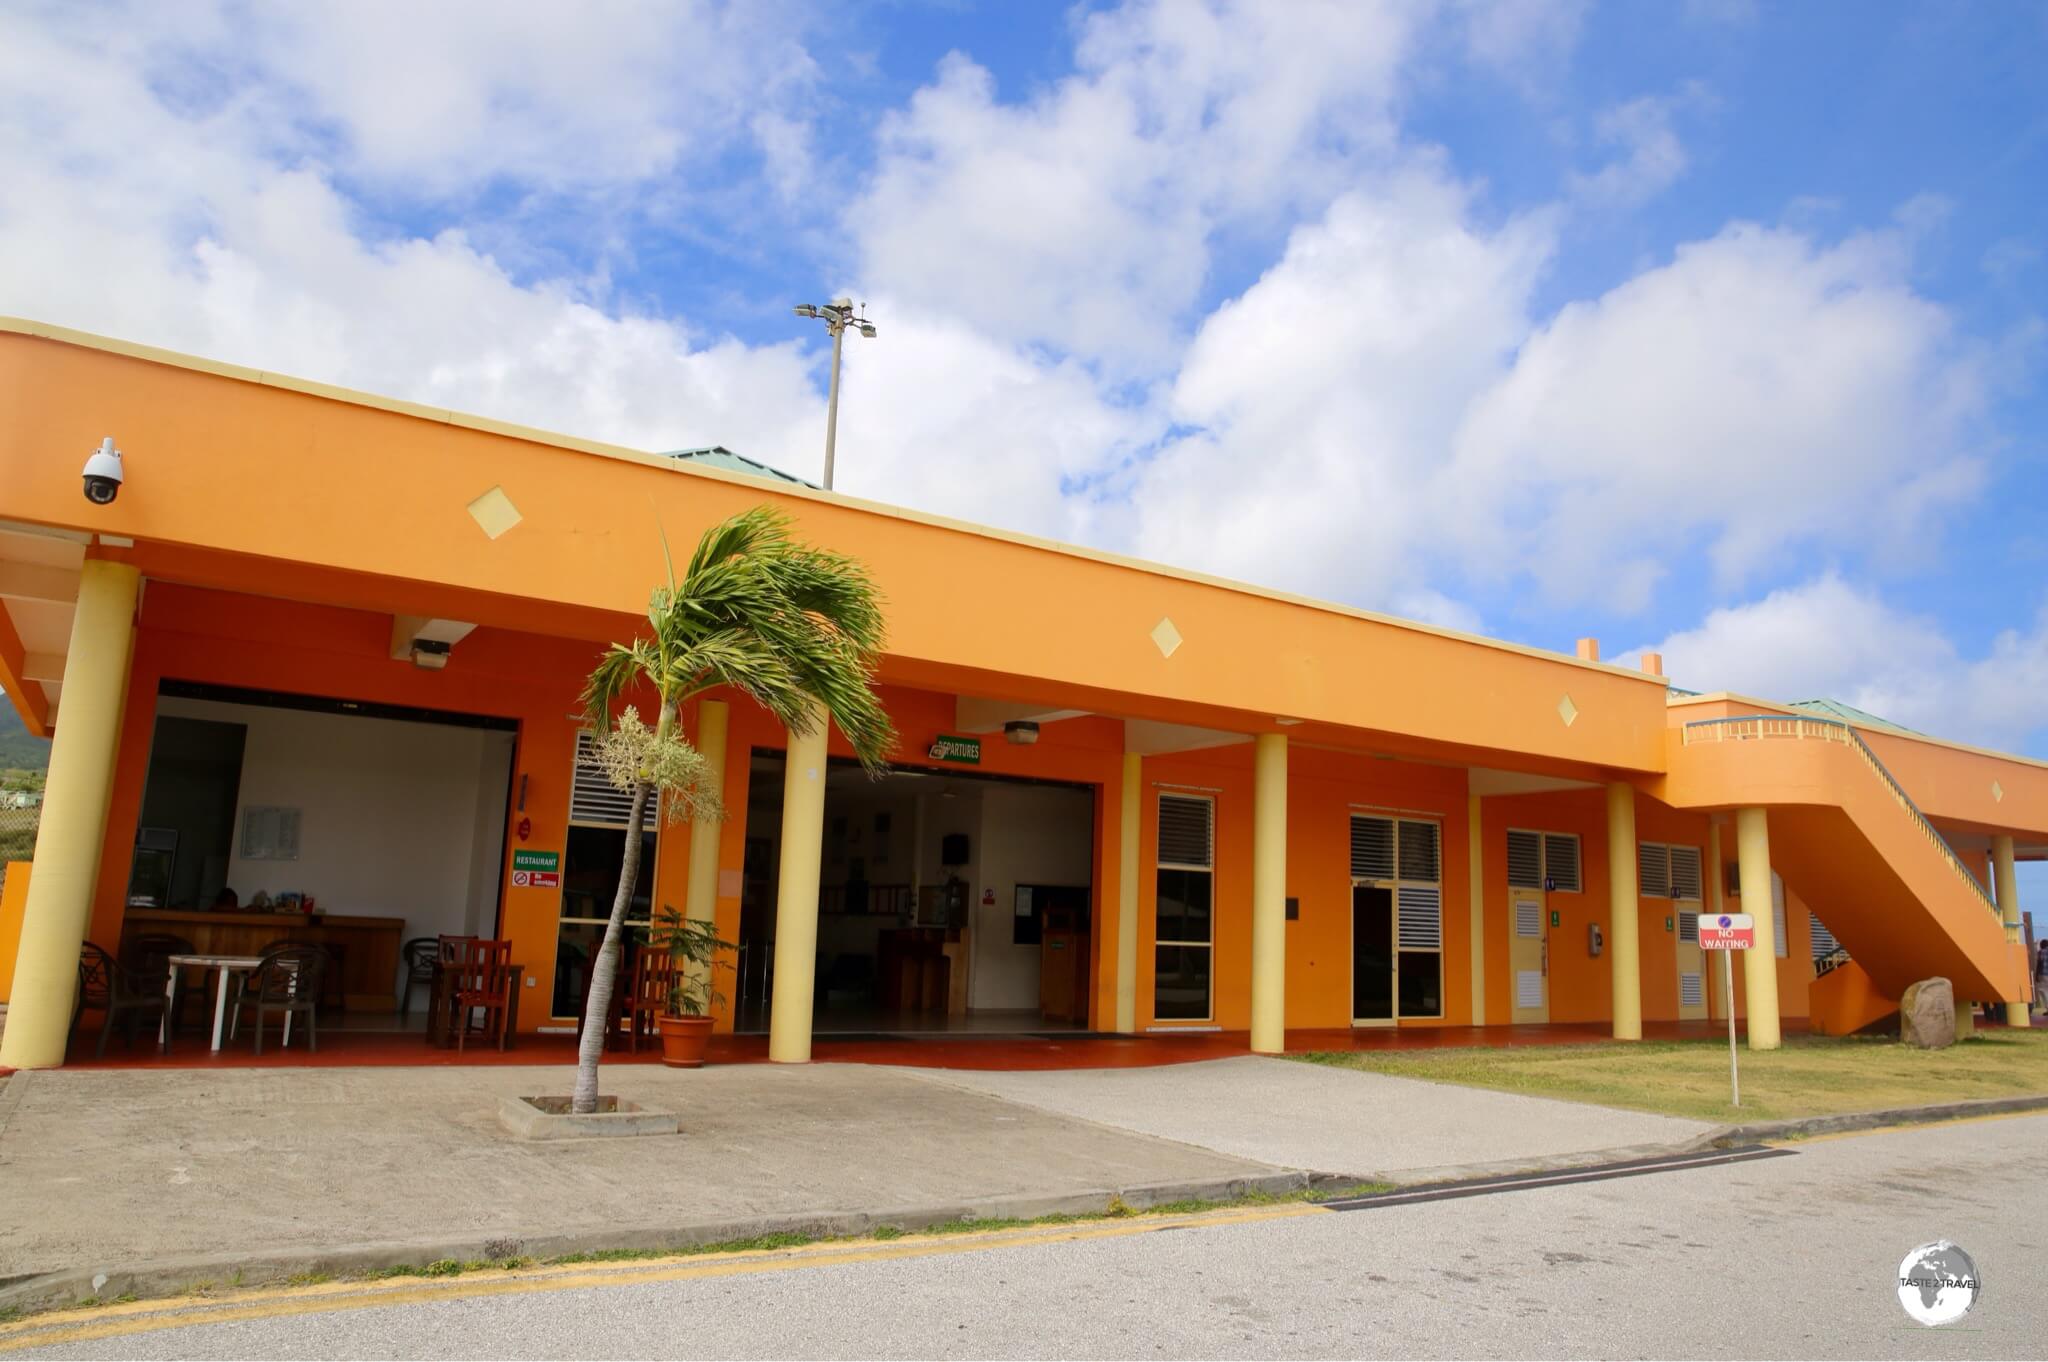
[1,0,2044,777]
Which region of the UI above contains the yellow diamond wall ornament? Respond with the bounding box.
[1557,694,1579,727]
[467,485,523,540]
[1150,617,1183,659]
[1992,780,2004,803]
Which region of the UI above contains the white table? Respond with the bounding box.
[161,953,262,1052]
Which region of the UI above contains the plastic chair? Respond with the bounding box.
[77,941,170,1058]
[232,946,326,1054]
[398,937,439,1017]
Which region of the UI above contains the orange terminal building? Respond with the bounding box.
[0,318,2036,1069]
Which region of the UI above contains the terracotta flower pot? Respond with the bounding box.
[656,1013,714,1068]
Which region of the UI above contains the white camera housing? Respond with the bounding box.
[82,437,124,505]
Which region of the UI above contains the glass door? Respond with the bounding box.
[1352,884,1394,1023]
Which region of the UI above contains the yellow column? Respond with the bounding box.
[1467,788,1486,1026]
[1115,752,1141,1034]
[1993,835,2027,1028]
[1605,782,1642,1040]
[682,699,729,1004]
[767,712,829,1063]
[1249,733,1287,1054]
[0,560,139,1070]
[1735,806,1780,1050]
[1707,821,1729,1021]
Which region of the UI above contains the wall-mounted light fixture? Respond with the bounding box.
[410,639,452,670]
[1004,720,1040,745]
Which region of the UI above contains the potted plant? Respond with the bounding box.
[646,905,733,1068]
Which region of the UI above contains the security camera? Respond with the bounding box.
[82,437,123,505]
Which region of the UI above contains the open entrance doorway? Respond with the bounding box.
[734,750,1096,1035]
[121,680,518,1038]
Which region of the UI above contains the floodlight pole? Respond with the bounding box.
[794,299,877,492]
[822,320,846,492]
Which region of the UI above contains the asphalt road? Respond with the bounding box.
[14,1113,2047,1360]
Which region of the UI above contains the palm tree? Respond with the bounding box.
[572,506,895,1113]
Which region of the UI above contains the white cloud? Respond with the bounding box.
[1633,574,2048,751]
[0,2,828,462]
[853,0,1418,372]
[21,0,822,196]
[0,0,2020,670]
[1110,169,1555,605]
[1454,0,1591,86]
[1444,222,1990,610]
[1570,91,1696,208]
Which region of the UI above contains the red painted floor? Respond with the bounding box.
[40,1017,1824,1073]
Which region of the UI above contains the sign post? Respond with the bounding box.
[1699,912,1755,1107]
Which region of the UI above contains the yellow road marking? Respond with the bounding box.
[0,1203,1329,1354]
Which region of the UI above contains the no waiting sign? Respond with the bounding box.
[1699,912,1754,950]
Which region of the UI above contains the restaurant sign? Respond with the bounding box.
[927,735,982,765]
[512,848,561,889]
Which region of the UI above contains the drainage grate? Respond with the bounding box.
[1320,1145,1794,1211]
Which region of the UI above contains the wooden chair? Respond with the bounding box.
[626,949,677,1053]
[77,941,170,1058]
[449,938,515,1052]
[231,946,326,1055]
[426,935,477,1045]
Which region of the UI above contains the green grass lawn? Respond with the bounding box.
[1298,1028,2048,1123]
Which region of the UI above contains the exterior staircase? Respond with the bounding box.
[1658,717,2024,1005]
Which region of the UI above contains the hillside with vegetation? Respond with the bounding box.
[0,703,50,784]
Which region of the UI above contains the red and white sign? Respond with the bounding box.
[510,870,562,890]
[1699,912,1754,951]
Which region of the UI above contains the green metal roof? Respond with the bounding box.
[1788,698,1922,736]
[661,445,818,489]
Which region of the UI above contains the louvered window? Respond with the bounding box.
[1509,828,1581,892]
[1637,842,1672,898]
[1638,842,1702,901]
[1155,794,1215,1021]
[571,732,639,828]
[1158,795,1214,869]
[1506,830,1543,889]
[1516,970,1544,1009]
[1543,833,1582,893]
[1514,897,1542,938]
[1398,886,1443,950]
[1772,872,1787,958]
[1350,816,1395,880]
[1679,972,1704,1008]
[1668,846,1703,902]
[1677,910,1699,943]
[1810,914,1841,961]
[1397,820,1441,883]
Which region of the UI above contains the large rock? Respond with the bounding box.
[1901,977,1957,1049]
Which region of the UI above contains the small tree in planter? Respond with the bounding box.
[643,905,732,1067]
[571,506,894,1114]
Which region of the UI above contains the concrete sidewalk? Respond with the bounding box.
[917,1055,1716,1180]
[0,1054,1715,1309]
[0,1063,1280,1303]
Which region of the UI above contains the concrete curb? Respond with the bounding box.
[1362,1095,2048,1190]
[1694,1092,2048,1147]
[0,1169,1309,1315]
